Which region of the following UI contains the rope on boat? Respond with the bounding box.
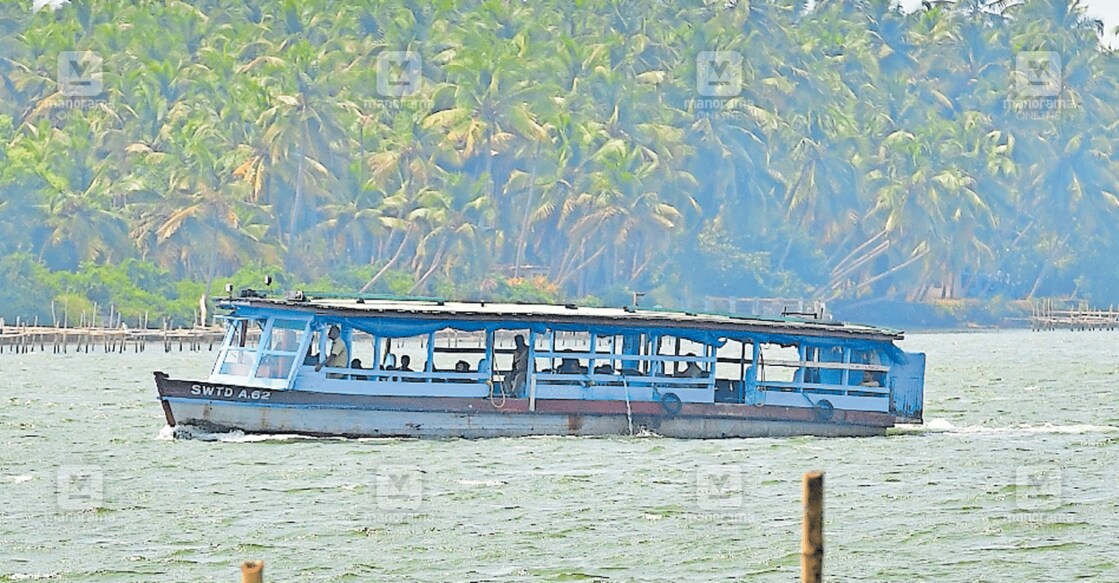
[487,379,506,409]
[622,377,634,436]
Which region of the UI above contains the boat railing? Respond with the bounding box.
[310,365,489,384]
[533,350,716,370]
[757,380,889,396]
[763,359,890,373]
[534,371,714,388]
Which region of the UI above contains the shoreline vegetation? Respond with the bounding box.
[0,253,1113,332]
[3,1,1119,329]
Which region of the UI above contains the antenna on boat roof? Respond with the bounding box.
[632,291,645,308]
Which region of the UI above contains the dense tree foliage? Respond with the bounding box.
[1,0,1117,323]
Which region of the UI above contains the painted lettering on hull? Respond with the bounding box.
[190,384,271,401]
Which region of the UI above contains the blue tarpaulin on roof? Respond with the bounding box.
[229,306,907,363]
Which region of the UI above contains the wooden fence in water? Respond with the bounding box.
[0,323,225,354]
[1030,300,1119,331]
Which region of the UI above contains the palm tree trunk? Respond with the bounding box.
[287,140,307,259]
[842,247,931,300]
[557,243,608,286]
[359,229,412,293]
[410,237,447,294]
[1026,263,1052,301]
[513,143,540,278]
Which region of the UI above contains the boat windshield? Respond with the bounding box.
[214,318,264,377]
[211,317,309,387]
[255,319,307,380]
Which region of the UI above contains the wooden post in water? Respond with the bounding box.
[241,560,264,583]
[801,471,824,583]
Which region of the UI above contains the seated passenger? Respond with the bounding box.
[681,353,705,378]
[454,360,470,373]
[399,355,414,372]
[351,358,370,381]
[557,358,580,374]
[856,351,882,387]
[859,372,882,387]
[594,363,614,375]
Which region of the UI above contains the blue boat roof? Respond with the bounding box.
[220,297,905,343]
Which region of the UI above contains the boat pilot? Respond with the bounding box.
[315,325,349,378]
[509,334,529,397]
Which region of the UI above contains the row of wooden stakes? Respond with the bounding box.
[1030,300,1119,331]
[0,325,227,354]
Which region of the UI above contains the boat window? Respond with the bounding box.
[266,319,306,352]
[715,339,753,382]
[348,330,375,371]
[654,335,709,378]
[215,318,264,377]
[539,330,591,374]
[591,334,619,374]
[225,318,262,350]
[430,328,487,373]
[851,349,886,387]
[617,333,644,375]
[807,344,846,386]
[254,319,307,380]
[757,342,799,383]
[376,334,426,373]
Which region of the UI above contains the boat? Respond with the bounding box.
[154,291,925,438]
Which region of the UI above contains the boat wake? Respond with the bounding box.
[156,424,308,443]
[894,418,1119,436]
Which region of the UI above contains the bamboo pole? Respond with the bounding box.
[241,560,264,583]
[802,471,824,583]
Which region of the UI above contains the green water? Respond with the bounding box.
[1,330,1117,581]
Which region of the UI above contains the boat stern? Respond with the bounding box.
[888,352,925,424]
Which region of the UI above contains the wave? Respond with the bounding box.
[156,424,308,443]
[5,573,62,581]
[895,418,1119,436]
[456,479,506,487]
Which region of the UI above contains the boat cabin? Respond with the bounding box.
[208,297,924,420]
